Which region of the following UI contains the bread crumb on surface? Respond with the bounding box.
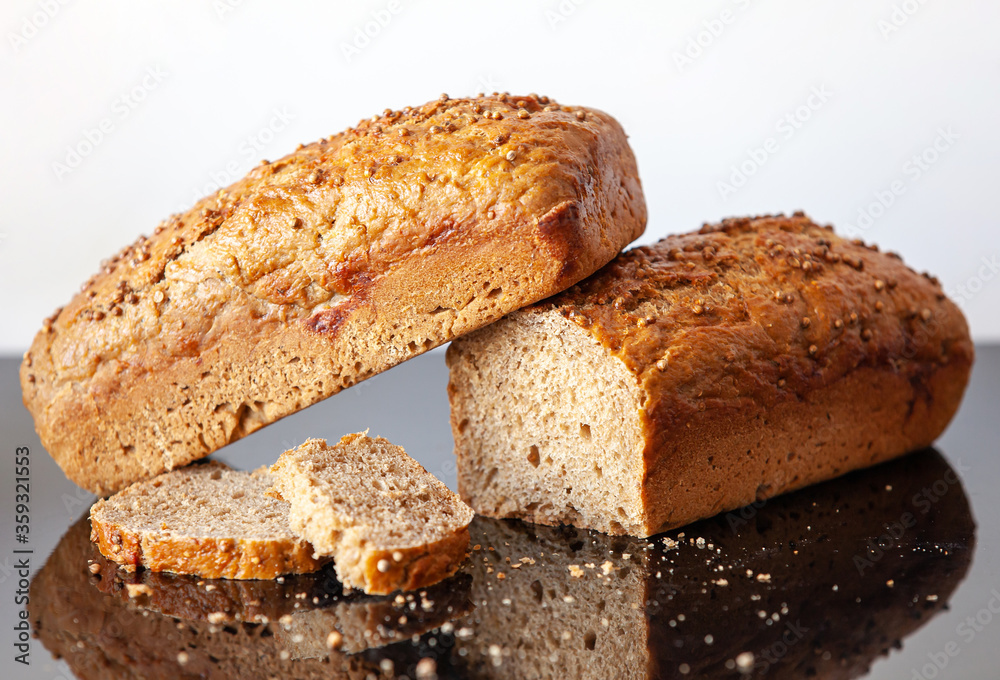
[326,630,343,649]
[125,583,152,598]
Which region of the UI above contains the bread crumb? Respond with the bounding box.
[456,627,474,640]
[887,579,895,588]
[715,578,729,587]
[125,583,152,598]
[207,612,227,625]
[756,573,771,583]
[177,651,189,665]
[279,650,290,660]
[600,561,615,575]
[496,572,506,580]
[279,614,293,628]
[416,657,437,679]
[326,630,343,650]
[735,651,755,672]
[568,565,585,578]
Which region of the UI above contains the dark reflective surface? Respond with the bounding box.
[4,347,1000,678]
[26,449,975,679]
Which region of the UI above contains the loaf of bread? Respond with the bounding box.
[447,213,973,537]
[269,434,475,594]
[90,461,324,579]
[20,93,646,496]
[453,449,974,679]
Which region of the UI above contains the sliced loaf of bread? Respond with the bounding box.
[90,461,324,579]
[269,434,474,595]
[447,213,973,537]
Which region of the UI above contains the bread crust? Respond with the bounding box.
[20,93,646,495]
[449,213,974,536]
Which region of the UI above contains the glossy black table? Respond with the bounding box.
[2,346,998,679]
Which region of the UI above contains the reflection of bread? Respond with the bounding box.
[453,449,975,679]
[31,515,470,679]
[448,214,973,537]
[269,434,473,594]
[21,93,646,497]
[274,574,472,656]
[90,461,323,579]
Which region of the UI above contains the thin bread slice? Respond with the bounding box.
[90,461,324,580]
[269,434,474,595]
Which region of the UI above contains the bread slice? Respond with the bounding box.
[269,434,474,595]
[90,461,324,579]
[447,213,974,537]
[20,93,647,496]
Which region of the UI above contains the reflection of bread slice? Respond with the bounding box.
[454,449,975,679]
[90,461,324,579]
[31,515,469,679]
[275,576,472,657]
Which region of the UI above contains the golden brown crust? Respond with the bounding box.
[360,528,471,596]
[89,512,325,579]
[453,213,973,537]
[20,93,646,495]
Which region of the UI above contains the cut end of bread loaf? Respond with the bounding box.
[269,434,474,595]
[447,313,647,536]
[89,461,324,580]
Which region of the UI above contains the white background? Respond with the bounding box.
[1,0,998,353]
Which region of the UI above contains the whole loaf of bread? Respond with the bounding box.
[447,213,973,537]
[20,93,646,495]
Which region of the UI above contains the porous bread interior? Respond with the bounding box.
[91,462,295,541]
[450,311,645,536]
[271,435,474,553]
